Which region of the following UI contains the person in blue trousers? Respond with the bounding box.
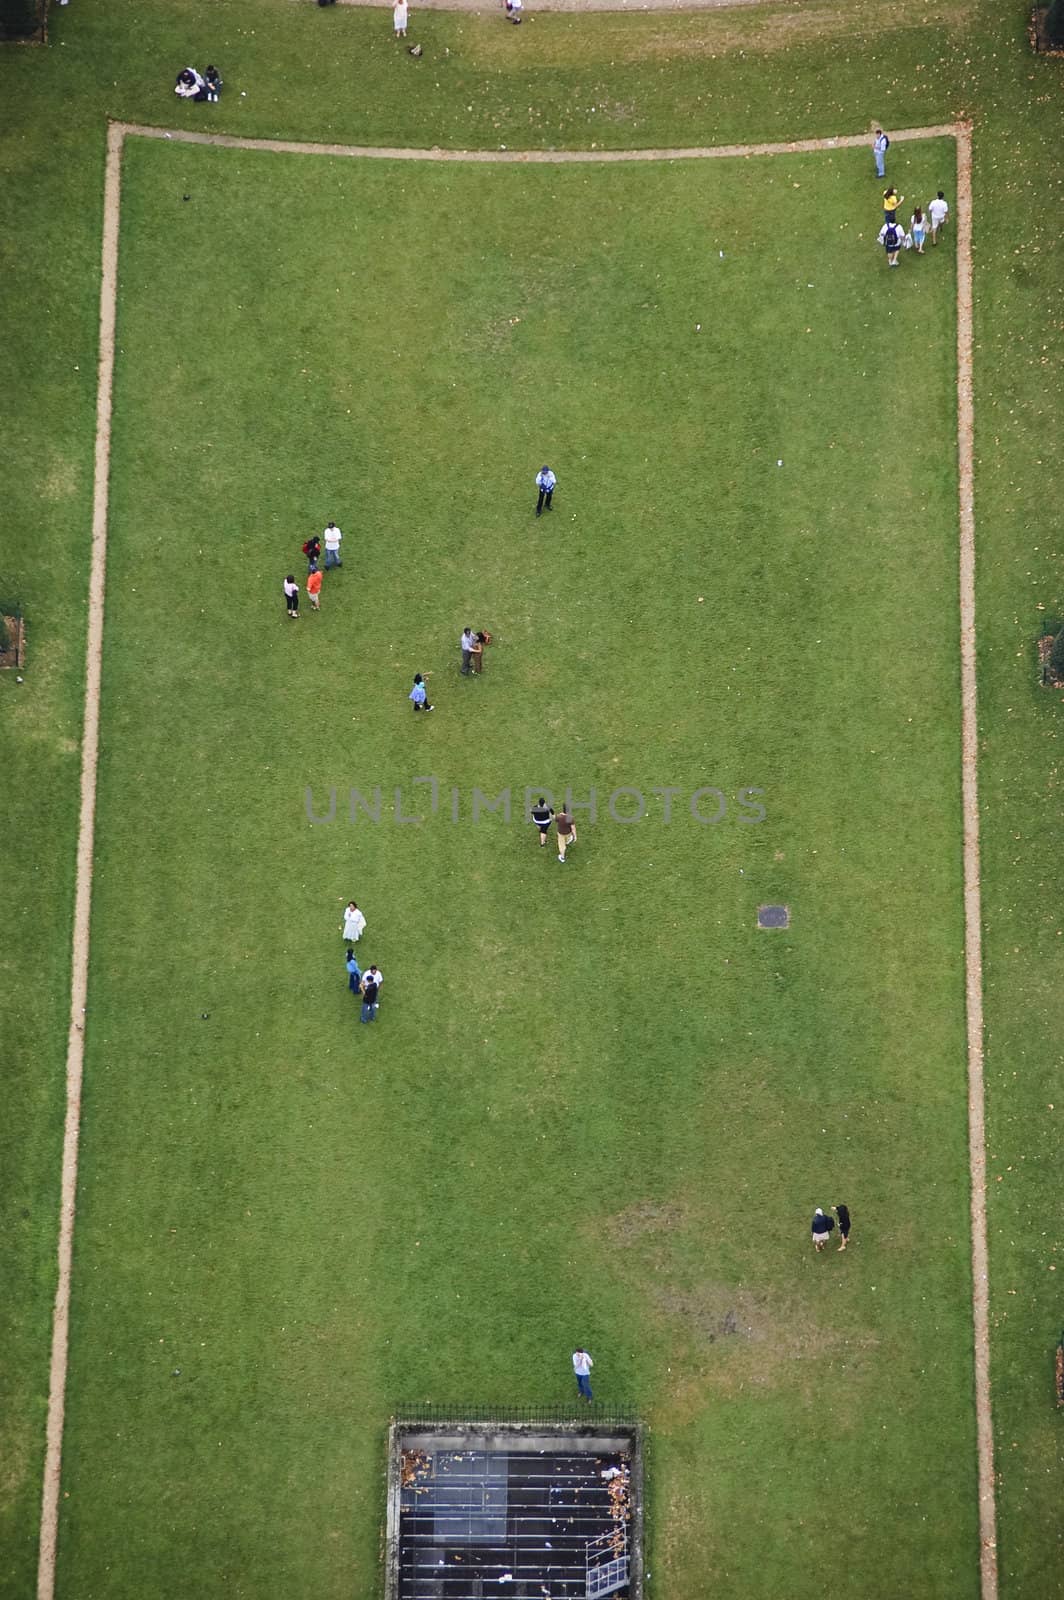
[873,128,889,179]
[572,1348,594,1402]
[360,973,380,1022]
[346,948,362,996]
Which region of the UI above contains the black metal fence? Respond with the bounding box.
[392,1402,641,1429]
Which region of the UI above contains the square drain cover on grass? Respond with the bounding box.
[757,904,790,929]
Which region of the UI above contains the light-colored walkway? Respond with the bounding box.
[38,117,992,1600]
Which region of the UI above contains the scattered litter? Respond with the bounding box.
[400,1449,431,1489]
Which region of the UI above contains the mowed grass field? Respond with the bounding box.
[48,135,984,1599]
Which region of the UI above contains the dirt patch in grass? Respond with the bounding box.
[40,454,79,503]
[468,0,968,67]
[0,614,26,670]
[604,1197,690,1244]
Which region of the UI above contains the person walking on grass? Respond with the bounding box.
[360,964,383,1023]
[811,1208,835,1251]
[283,574,300,618]
[835,1203,851,1252]
[460,627,476,676]
[878,217,906,267]
[882,187,904,223]
[909,206,927,255]
[535,465,556,517]
[342,900,366,942]
[572,1348,594,1402]
[556,809,576,862]
[929,190,950,244]
[360,973,380,1022]
[302,534,321,571]
[531,797,554,846]
[393,0,408,36]
[307,566,323,610]
[323,520,343,569]
[409,673,434,711]
[873,127,889,179]
[470,630,489,674]
[346,948,362,995]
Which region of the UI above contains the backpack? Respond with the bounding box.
[882,134,890,150]
[884,224,899,250]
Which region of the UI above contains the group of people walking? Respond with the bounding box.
[283,521,343,617]
[531,799,578,861]
[811,1204,852,1251]
[340,900,384,1022]
[877,186,949,266]
[872,134,950,266]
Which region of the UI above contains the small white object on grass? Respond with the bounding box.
[695,323,701,331]
[719,250,724,258]
[777,459,783,466]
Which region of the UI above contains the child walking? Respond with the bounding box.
[909,206,927,254]
[283,574,300,618]
[409,673,434,712]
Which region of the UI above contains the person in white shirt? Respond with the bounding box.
[460,628,477,676]
[323,521,343,569]
[174,68,206,101]
[877,219,906,267]
[572,1348,594,1402]
[928,191,950,245]
[535,465,556,517]
[393,0,408,37]
[342,901,366,942]
[283,574,300,618]
[909,207,927,254]
[506,0,523,20]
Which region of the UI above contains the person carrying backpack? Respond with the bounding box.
[877,218,906,267]
[873,128,890,178]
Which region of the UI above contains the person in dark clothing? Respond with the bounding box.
[203,65,223,101]
[302,535,321,572]
[811,1208,835,1251]
[834,1204,851,1252]
[531,797,554,846]
[535,465,556,517]
[360,976,379,1023]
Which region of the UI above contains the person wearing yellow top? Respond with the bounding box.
[882,187,904,222]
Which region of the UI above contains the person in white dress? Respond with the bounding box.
[393,0,408,37]
[342,901,366,942]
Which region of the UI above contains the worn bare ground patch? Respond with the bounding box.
[40,454,79,504]
[599,1196,878,1413]
[465,0,968,67]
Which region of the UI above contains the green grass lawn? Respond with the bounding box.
[47,133,981,1599]
[4,2,1064,1597]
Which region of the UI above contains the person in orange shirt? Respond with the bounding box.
[307,566,323,611]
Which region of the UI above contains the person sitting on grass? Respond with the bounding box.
[175,67,207,100]
[203,65,223,102]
